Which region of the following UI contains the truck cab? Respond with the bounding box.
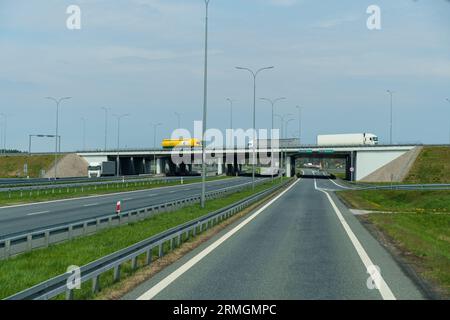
[88,163,102,178]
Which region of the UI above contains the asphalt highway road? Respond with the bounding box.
[0,177,256,239]
[125,170,425,300]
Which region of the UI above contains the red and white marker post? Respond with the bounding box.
[116,201,122,215]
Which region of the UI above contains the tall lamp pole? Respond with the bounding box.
[101,107,110,151]
[275,113,293,177]
[260,97,286,180]
[0,113,6,155]
[387,90,394,145]
[200,0,211,208]
[226,98,235,148]
[236,66,274,190]
[81,117,86,151]
[446,98,450,144]
[296,105,304,145]
[113,114,130,177]
[260,97,286,136]
[151,122,162,175]
[45,97,71,180]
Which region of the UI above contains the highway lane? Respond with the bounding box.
[0,177,256,238]
[124,171,425,300]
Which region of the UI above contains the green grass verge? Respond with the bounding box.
[337,189,450,297]
[0,176,230,207]
[337,190,450,213]
[0,155,62,178]
[0,179,283,300]
[405,146,450,184]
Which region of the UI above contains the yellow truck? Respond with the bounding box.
[162,139,202,149]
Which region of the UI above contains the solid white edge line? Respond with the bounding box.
[137,179,300,300]
[328,178,351,190]
[27,211,50,216]
[315,185,396,300]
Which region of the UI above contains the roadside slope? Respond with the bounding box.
[404,146,450,184]
[0,155,60,178]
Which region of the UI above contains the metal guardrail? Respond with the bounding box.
[352,183,450,191]
[0,178,268,260]
[0,176,203,194]
[5,179,291,300]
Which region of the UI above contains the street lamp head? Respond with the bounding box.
[113,113,130,119]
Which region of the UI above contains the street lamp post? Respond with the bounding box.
[200,0,211,209]
[151,122,162,175]
[296,105,304,145]
[226,98,235,148]
[81,117,86,151]
[285,119,295,139]
[101,107,110,151]
[45,97,71,180]
[236,66,274,190]
[275,114,293,178]
[387,90,394,145]
[260,97,286,181]
[260,97,286,136]
[0,113,6,155]
[113,114,130,177]
[446,98,450,144]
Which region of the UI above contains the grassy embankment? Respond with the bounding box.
[0,155,62,178]
[0,179,283,300]
[405,146,450,184]
[0,176,230,207]
[338,189,450,297]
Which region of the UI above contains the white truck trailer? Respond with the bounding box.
[317,133,379,146]
[88,161,116,178]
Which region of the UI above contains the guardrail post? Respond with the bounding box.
[92,275,100,294]
[68,225,73,240]
[5,240,11,259]
[27,234,32,252]
[158,243,163,258]
[145,248,152,265]
[66,289,74,300]
[44,231,50,247]
[131,256,138,270]
[113,265,121,282]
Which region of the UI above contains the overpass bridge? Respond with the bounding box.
[78,144,419,181]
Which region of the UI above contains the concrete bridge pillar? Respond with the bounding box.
[156,158,163,175]
[217,158,224,175]
[286,156,292,178]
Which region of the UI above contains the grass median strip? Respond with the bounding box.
[0,176,230,207]
[0,179,284,300]
[337,189,450,297]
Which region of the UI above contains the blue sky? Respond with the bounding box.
[1,0,450,151]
